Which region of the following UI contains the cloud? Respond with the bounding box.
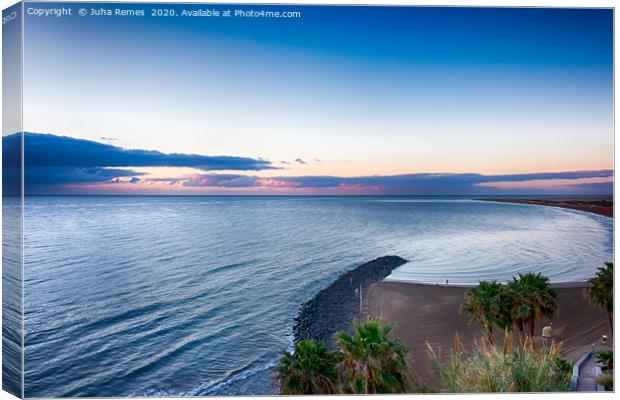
[294,158,307,165]
[146,170,613,195]
[2,133,275,191]
[181,174,265,188]
[19,133,274,170]
[3,133,612,195]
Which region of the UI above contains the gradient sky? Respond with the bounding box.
[14,3,614,194]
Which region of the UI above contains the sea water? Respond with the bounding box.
[18,196,612,396]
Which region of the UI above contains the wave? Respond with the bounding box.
[123,357,278,397]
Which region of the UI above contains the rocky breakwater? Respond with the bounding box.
[292,255,408,346]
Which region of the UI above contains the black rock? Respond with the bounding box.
[292,255,408,347]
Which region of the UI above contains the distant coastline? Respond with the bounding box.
[478,197,613,218]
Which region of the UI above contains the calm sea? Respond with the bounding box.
[18,196,612,396]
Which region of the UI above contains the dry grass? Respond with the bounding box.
[426,332,572,393]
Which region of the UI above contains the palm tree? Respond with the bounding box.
[461,280,509,342]
[336,317,409,394]
[507,273,557,338]
[505,279,527,336]
[275,339,341,394]
[585,262,613,335]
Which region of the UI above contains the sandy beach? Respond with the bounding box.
[367,281,612,389]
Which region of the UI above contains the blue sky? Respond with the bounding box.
[14,4,614,194]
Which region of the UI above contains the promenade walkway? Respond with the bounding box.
[577,355,599,392]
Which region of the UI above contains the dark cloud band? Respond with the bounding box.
[2,132,275,191]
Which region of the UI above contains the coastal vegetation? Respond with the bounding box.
[450,266,615,392]
[281,262,612,394]
[596,350,613,369]
[428,333,572,392]
[461,280,508,342]
[276,339,341,394]
[276,318,410,394]
[597,372,613,391]
[461,272,557,340]
[596,351,613,391]
[584,262,613,335]
[336,318,409,394]
[507,272,557,338]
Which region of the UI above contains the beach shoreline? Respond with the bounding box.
[288,200,612,389]
[383,278,591,288]
[478,197,613,217]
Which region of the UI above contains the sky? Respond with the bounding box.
[9,3,614,194]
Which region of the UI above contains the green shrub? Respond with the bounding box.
[555,357,573,379]
[596,350,613,369]
[597,372,613,391]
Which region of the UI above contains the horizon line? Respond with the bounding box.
[7,193,614,198]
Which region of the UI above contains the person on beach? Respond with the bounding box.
[542,324,554,348]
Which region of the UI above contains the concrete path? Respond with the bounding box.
[577,355,599,392]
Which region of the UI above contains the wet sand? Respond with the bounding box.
[367,281,611,389]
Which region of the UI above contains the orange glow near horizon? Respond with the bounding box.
[59,170,613,196]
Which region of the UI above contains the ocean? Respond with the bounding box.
[17,196,612,396]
